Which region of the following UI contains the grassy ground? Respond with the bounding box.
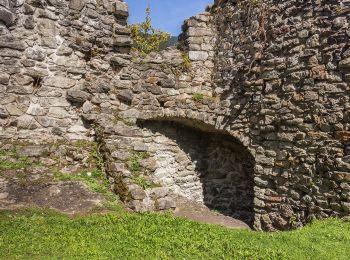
[0,208,349,259]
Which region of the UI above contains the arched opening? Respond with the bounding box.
[137,118,255,226]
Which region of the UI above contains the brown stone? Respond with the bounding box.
[335,131,350,142]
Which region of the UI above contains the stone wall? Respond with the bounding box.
[0,0,131,141]
[1,0,350,231]
[96,0,350,231]
[209,0,350,230]
[137,120,255,225]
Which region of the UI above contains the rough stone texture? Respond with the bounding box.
[0,0,132,141]
[1,0,350,231]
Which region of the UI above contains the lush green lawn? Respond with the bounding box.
[0,209,349,259]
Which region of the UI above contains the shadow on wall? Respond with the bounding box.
[138,118,255,226]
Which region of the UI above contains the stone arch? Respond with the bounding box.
[137,116,256,226]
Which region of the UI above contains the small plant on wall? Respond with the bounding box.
[192,93,204,102]
[129,5,170,56]
[180,53,191,71]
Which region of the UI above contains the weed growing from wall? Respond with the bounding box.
[129,6,170,55]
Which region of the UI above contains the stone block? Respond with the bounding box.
[26,103,46,116]
[0,73,9,85]
[339,58,350,72]
[117,89,134,103]
[66,90,91,105]
[23,16,35,29]
[5,103,23,116]
[157,197,176,210]
[0,38,26,50]
[0,7,16,26]
[0,0,9,8]
[48,107,69,119]
[129,185,146,200]
[43,76,76,89]
[69,0,86,11]
[17,114,39,129]
[0,105,8,118]
[110,55,131,67]
[187,27,212,37]
[114,1,128,17]
[188,51,208,61]
[17,145,49,157]
[342,202,350,213]
[113,35,132,47]
[254,177,269,188]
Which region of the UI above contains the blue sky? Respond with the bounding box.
[125,0,213,36]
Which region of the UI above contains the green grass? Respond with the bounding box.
[126,151,160,189]
[0,208,349,259]
[0,157,32,170]
[0,146,41,171]
[180,53,191,71]
[0,150,33,171]
[127,151,150,175]
[192,93,204,102]
[192,93,216,103]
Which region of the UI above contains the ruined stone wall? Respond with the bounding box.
[1,0,350,232]
[93,11,220,216]
[0,0,131,141]
[209,0,350,230]
[97,0,350,231]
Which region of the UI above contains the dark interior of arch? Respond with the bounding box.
[138,119,255,226]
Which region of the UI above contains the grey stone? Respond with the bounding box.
[189,51,208,61]
[17,114,39,129]
[157,197,176,210]
[0,7,16,26]
[113,35,132,47]
[43,76,76,89]
[0,105,8,118]
[160,78,175,88]
[187,27,212,37]
[56,45,73,56]
[133,143,148,152]
[26,103,46,116]
[254,177,269,187]
[17,145,48,157]
[114,1,128,17]
[0,0,9,8]
[69,0,86,11]
[339,58,350,72]
[48,107,69,119]
[333,17,348,28]
[5,103,23,116]
[0,192,9,199]
[23,16,35,29]
[110,56,130,67]
[23,3,34,14]
[0,73,9,85]
[149,187,169,199]
[117,89,134,103]
[0,38,26,50]
[342,202,350,213]
[67,90,91,105]
[130,185,146,200]
[26,47,46,61]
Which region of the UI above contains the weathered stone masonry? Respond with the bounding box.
[0,0,131,140]
[1,0,350,231]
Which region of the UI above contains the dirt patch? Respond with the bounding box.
[174,197,250,229]
[1,180,104,214]
[0,166,107,214]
